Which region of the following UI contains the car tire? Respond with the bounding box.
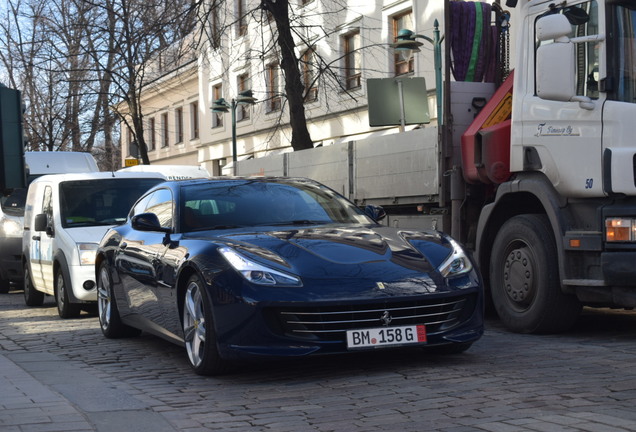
[55,267,81,318]
[23,263,44,306]
[182,274,230,376]
[490,214,581,334]
[0,274,9,294]
[97,261,141,338]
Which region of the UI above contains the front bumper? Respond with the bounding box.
[212,288,484,360]
[0,236,23,282]
[602,252,636,286]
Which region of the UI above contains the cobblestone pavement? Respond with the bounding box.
[2,290,636,432]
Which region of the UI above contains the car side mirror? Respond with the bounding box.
[131,212,171,233]
[364,205,386,222]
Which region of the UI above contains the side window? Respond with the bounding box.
[144,189,174,229]
[608,4,636,103]
[130,194,151,218]
[535,2,599,99]
[573,2,599,99]
[42,185,53,225]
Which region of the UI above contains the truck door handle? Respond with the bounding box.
[32,236,41,241]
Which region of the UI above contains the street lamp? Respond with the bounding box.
[211,89,258,175]
[391,21,443,125]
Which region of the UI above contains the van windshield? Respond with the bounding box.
[59,178,164,228]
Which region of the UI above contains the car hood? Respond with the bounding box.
[66,225,115,244]
[207,225,453,282]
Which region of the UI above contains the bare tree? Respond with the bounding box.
[197,0,386,152]
[87,0,197,164]
[0,0,197,165]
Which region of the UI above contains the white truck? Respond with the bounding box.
[237,0,635,334]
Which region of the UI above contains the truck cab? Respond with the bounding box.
[477,0,636,332]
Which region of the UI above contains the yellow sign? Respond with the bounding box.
[125,158,139,167]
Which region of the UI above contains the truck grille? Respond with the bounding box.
[271,294,475,342]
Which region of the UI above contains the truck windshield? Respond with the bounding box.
[610,3,636,103]
[60,178,163,228]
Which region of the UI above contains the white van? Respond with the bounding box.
[0,152,99,293]
[22,171,166,317]
[117,164,210,180]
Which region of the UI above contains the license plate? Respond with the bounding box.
[346,325,427,349]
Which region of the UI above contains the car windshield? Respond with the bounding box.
[60,178,164,228]
[180,180,374,232]
[1,188,27,216]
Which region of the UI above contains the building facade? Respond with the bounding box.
[120,1,459,172]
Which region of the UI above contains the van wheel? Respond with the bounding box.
[23,263,44,306]
[55,267,81,318]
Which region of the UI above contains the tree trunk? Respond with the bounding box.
[265,0,313,151]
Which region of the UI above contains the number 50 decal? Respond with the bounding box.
[585,178,594,189]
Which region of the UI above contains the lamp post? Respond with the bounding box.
[211,90,257,175]
[391,21,443,125]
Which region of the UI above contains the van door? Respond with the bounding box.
[29,184,55,294]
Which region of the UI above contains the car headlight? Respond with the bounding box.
[1,218,22,237]
[219,247,302,287]
[437,237,473,278]
[78,243,99,266]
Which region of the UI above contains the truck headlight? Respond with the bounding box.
[78,243,99,265]
[605,218,636,242]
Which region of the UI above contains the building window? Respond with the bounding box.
[237,0,247,37]
[175,107,183,144]
[343,30,361,90]
[209,5,221,49]
[266,63,282,112]
[237,74,251,121]
[148,117,156,151]
[190,101,199,140]
[302,48,318,102]
[212,158,226,176]
[212,84,223,128]
[161,112,169,147]
[127,128,136,157]
[393,10,414,76]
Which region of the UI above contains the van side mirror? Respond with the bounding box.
[34,213,48,232]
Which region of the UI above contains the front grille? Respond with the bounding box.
[271,294,476,342]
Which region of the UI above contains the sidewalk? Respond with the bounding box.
[0,351,178,432]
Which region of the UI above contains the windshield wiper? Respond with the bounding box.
[189,224,242,232]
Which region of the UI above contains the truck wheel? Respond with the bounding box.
[23,263,44,306]
[490,214,581,334]
[55,267,81,318]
